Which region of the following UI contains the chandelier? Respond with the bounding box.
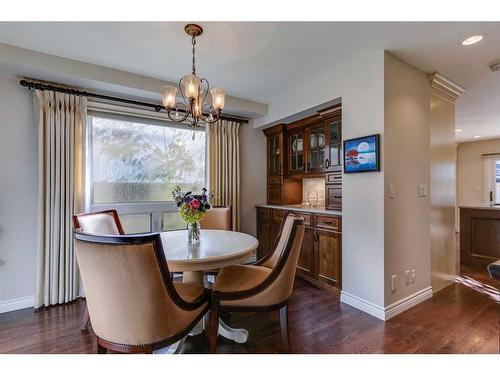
[159,24,226,127]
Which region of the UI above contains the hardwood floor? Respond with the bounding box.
[0,273,498,354]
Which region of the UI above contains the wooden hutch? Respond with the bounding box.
[257,106,343,289]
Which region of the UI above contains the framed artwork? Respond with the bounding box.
[343,134,380,173]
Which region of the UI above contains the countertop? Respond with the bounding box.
[256,204,342,216]
[459,205,500,211]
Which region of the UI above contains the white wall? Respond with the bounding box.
[0,72,37,310]
[383,53,432,308]
[255,49,387,310]
[239,121,267,236]
[457,138,500,207]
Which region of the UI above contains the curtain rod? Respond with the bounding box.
[19,79,249,124]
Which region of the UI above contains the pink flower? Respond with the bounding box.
[189,199,200,210]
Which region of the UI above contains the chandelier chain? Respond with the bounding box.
[191,35,196,75]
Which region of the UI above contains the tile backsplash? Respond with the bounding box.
[302,178,325,205]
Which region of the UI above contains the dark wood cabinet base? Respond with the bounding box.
[257,206,341,289]
[460,207,500,268]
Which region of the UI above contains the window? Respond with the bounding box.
[87,113,206,233]
[483,155,500,205]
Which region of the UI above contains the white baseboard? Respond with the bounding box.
[0,296,35,314]
[341,286,433,321]
[384,287,433,320]
[340,291,386,320]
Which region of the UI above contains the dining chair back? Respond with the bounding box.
[200,206,232,230]
[72,209,125,330]
[73,209,125,235]
[209,213,305,353]
[74,231,210,353]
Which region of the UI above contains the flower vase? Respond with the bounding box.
[187,221,201,242]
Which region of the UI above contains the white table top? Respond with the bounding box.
[160,229,258,272]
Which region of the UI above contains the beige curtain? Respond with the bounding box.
[34,90,87,308]
[207,119,241,231]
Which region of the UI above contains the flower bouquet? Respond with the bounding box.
[172,186,212,242]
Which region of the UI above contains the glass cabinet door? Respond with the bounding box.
[308,125,327,172]
[268,134,282,175]
[288,131,304,174]
[326,118,342,171]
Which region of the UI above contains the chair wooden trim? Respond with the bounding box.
[74,231,211,353]
[72,209,125,331]
[209,214,304,353]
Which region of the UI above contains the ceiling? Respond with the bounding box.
[0,22,499,142]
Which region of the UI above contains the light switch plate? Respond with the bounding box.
[418,184,428,197]
[389,184,396,198]
[391,275,397,291]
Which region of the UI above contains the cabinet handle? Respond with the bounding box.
[323,221,333,225]
[307,162,310,172]
[314,232,319,241]
[325,159,330,169]
[333,196,342,199]
[279,164,282,175]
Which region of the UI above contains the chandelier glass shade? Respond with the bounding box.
[160,24,226,127]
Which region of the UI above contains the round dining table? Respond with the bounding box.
[160,229,258,346]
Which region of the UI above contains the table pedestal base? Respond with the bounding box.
[217,319,249,343]
[188,314,249,344]
[181,271,250,348]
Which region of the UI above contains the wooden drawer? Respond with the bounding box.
[272,208,287,221]
[315,214,341,231]
[289,211,311,226]
[326,172,342,184]
[326,185,342,210]
[267,176,282,185]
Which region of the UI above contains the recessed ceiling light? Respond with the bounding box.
[455,129,463,132]
[462,35,484,46]
[473,135,482,138]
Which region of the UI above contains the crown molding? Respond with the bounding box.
[430,72,466,103]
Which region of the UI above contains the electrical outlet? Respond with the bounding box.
[411,269,416,283]
[405,270,410,285]
[389,184,396,198]
[418,184,428,197]
[391,275,397,292]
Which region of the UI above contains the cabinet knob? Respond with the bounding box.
[325,159,330,169]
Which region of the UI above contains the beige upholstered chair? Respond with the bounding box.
[73,209,125,331]
[200,206,232,230]
[74,231,210,354]
[209,214,305,353]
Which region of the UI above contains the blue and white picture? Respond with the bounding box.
[343,134,380,173]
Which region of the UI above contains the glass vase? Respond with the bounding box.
[187,221,201,242]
